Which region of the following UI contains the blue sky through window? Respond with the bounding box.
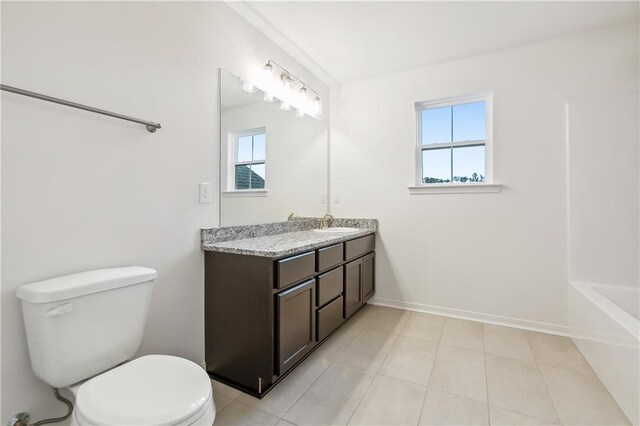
[421,100,486,183]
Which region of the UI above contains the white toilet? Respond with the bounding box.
[16,266,215,426]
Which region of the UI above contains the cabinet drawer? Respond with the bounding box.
[317,295,344,341]
[276,251,315,289]
[345,235,375,261]
[317,244,344,272]
[317,266,343,307]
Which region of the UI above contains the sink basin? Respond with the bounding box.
[313,227,360,233]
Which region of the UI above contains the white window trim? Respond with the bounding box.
[412,93,502,194]
[227,127,267,193]
[222,189,269,197]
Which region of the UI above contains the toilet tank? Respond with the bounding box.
[17,266,157,388]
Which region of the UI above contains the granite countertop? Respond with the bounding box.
[202,228,375,258]
[201,218,377,258]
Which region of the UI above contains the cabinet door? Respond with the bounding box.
[276,279,316,375]
[344,259,363,318]
[362,252,375,302]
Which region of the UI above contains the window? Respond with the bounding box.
[232,128,266,190]
[416,94,492,185]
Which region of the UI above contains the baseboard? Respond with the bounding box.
[369,297,569,337]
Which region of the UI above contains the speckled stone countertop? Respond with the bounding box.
[201,218,377,258]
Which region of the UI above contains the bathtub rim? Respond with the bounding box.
[571,281,639,338]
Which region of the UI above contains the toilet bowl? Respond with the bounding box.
[70,355,215,426]
[16,267,214,426]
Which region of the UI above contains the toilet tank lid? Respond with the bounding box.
[16,266,157,304]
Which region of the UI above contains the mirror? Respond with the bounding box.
[219,68,328,226]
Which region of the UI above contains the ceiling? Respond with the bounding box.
[240,1,639,84]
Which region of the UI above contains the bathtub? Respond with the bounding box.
[569,282,639,425]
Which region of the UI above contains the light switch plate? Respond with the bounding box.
[320,192,327,204]
[199,182,211,203]
[333,192,342,204]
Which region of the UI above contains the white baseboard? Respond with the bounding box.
[369,297,569,337]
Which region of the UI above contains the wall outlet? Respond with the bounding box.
[333,192,342,204]
[199,182,211,203]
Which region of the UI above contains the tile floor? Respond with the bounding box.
[210,305,630,426]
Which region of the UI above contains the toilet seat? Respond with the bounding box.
[73,355,214,425]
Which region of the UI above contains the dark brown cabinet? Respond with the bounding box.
[205,232,375,398]
[276,279,316,375]
[362,252,375,302]
[344,259,363,318]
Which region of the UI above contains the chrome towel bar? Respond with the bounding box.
[1,84,162,133]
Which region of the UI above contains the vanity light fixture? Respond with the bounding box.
[251,60,322,117]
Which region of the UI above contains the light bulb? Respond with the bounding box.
[281,75,296,103]
[264,92,276,103]
[280,100,292,111]
[262,62,275,90]
[242,80,258,93]
[297,86,308,107]
[311,96,322,116]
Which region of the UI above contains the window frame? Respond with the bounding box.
[229,127,267,191]
[415,93,493,187]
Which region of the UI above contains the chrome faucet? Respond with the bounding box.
[320,213,334,229]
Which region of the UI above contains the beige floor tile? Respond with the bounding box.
[314,323,362,360]
[485,354,558,423]
[429,345,487,403]
[364,306,411,334]
[440,318,484,351]
[237,356,331,417]
[335,328,398,372]
[214,392,236,413]
[489,406,559,425]
[401,312,446,342]
[484,324,535,363]
[539,364,630,425]
[283,362,376,426]
[212,379,243,399]
[345,304,379,330]
[525,332,592,374]
[378,335,438,385]
[214,400,280,425]
[420,389,489,425]
[348,374,427,425]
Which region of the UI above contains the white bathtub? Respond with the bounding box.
[569,282,639,425]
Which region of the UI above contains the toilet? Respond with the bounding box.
[16,266,215,426]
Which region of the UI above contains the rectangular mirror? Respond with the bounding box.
[219,68,328,226]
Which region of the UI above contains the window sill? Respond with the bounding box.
[408,183,503,194]
[222,190,269,197]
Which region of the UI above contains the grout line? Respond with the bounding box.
[280,355,336,422]
[481,323,492,425]
[281,305,377,423]
[342,306,398,425]
[416,311,446,423]
[524,333,563,425]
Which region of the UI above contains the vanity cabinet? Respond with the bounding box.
[204,233,375,398]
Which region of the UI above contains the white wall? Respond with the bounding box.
[330,24,639,331]
[220,101,328,226]
[1,1,327,420]
[568,93,639,288]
